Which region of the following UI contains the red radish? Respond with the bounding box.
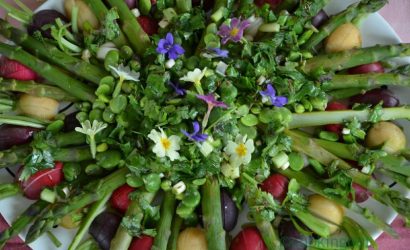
[19,162,64,200]
[348,62,384,74]
[0,57,38,81]
[137,16,158,36]
[260,174,289,202]
[324,101,348,134]
[129,235,154,250]
[255,0,283,9]
[150,0,157,4]
[350,183,371,203]
[230,227,268,250]
[110,184,135,213]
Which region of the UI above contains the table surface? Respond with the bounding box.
[1,0,410,249]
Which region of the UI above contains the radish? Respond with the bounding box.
[260,174,289,202]
[348,62,384,74]
[230,227,267,250]
[110,184,135,213]
[129,235,154,250]
[0,57,38,81]
[350,183,371,203]
[19,162,64,200]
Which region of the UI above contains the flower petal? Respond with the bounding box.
[192,121,201,134]
[152,143,166,158]
[167,150,180,161]
[273,96,288,107]
[166,32,174,44]
[148,129,162,143]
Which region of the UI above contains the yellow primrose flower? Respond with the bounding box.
[148,128,181,161]
[224,134,255,167]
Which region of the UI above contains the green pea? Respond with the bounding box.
[161,180,172,191]
[92,100,106,110]
[63,162,81,181]
[181,187,200,207]
[129,60,141,71]
[143,173,161,193]
[46,120,64,133]
[120,45,133,60]
[85,164,103,175]
[104,50,120,71]
[288,152,304,171]
[96,84,112,96]
[176,203,195,219]
[294,103,305,114]
[109,95,128,114]
[89,109,103,122]
[103,108,115,123]
[96,150,122,169]
[100,76,115,86]
[76,112,88,122]
[127,175,144,188]
[96,143,108,152]
[80,102,91,112]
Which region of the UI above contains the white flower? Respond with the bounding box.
[75,120,107,159]
[180,67,207,85]
[148,128,181,161]
[109,64,140,82]
[197,136,214,157]
[224,134,255,167]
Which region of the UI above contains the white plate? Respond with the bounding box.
[1,0,410,249]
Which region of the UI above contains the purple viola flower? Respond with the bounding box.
[156,33,185,59]
[197,94,229,109]
[197,94,228,128]
[168,81,186,96]
[182,121,208,142]
[217,18,251,44]
[209,48,229,58]
[259,84,288,107]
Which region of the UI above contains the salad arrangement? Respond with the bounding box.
[0,0,410,249]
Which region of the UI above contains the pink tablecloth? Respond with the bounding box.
[0,0,410,249]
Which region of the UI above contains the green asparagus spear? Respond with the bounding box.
[25,168,128,243]
[302,0,388,51]
[0,183,20,200]
[152,192,176,250]
[324,73,410,90]
[0,79,77,102]
[0,43,96,101]
[106,0,151,55]
[0,19,107,85]
[0,200,49,247]
[302,44,410,74]
[82,0,129,47]
[202,176,227,250]
[289,106,410,129]
[0,114,48,128]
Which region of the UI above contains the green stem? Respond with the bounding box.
[0,200,49,247]
[0,183,20,200]
[110,191,156,250]
[324,73,410,90]
[68,191,112,250]
[0,79,77,101]
[106,0,151,56]
[302,44,410,74]
[328,88,366,99]
[167,215,183,250]
[289,106,410,129]
[152,192,176,250]
[0,0,31,23]
[0,114,48,128]
[52,147,93,162]
[202,176,226,250]
[254,219,283,250]
[0,43,96,101]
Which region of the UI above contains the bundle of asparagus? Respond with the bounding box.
[0,0,410,250]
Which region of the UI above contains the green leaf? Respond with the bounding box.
[103,8,121,41]
[289,152,304,171]
[240,114,259,127]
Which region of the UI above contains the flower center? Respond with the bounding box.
[230,27,240,37]
[161,138,171,150]
[235,143,247,157]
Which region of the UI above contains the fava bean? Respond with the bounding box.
[104,50,120,71]
[96,150,122,169]
[120,45,133,60]
[109,95,128,114]
[143,173,161,192]
[89,109,103,122]
[103,108,115,123]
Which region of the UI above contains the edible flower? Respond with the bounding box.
[156,33,185,60]
[148,128,181,161]
[197,93,228,128]
[218,18,251,44]
[259,83,288,107]
[109,64,140,97]
[75,120,107,159]
[181,121,208,142]
[224,135,255,167]
[180,67,207,94]
[209,48,229,58]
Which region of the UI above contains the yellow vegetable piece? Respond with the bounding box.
[365,121,406,154]
[177,227,208,250]
[18,94,59,120]
[64,0,99,30]
[325,23,362,53]
[308,194,345,234]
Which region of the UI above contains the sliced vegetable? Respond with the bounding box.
[18,94,59,120]
[325,23,362,53]
[129,235,154,250]
[110,184,136,213]
[260,174,289,202]
[365,121,406,154]
[177,227,208,250]
[348,62,385,74]
[308,194,345,234]
[230,227,267,250]
[0,57,38,81]
[89,211,122,250]
[0,125,39,150]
